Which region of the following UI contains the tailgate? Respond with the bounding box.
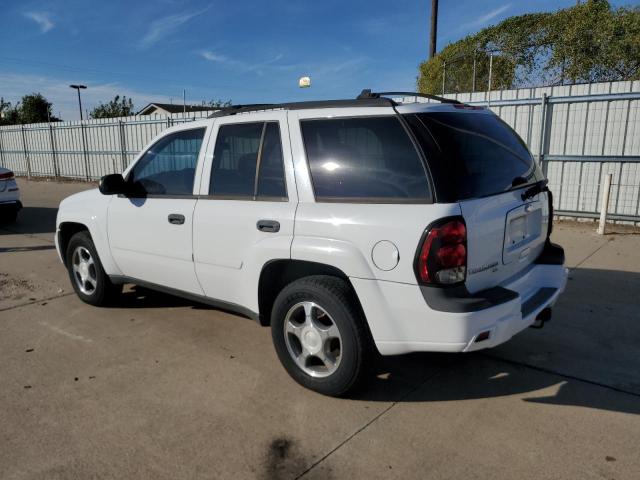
[460,189,549,294]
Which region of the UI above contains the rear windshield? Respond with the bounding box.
[404,112,544,201]
[301,117,431,202]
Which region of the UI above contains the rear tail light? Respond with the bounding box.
[415,217,467,285]
[0,170,15,180]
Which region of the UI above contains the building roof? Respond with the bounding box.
[137,103,215,115]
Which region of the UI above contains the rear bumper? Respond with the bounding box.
[352,242,568,355]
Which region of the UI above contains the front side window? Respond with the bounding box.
[300,116,431,202]
[209,121,287,199]
[129,128,205,195]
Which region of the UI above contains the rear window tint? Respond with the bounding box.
[256,122,287,199]
[301,117,431,202]
[209,123,263,197]
[404,112,544,200]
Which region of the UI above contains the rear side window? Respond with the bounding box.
[404,112,544,200]
[129,128,205,196]
[210,123,262,197]
[300,117,431,202]
[209,122,287,199]
[256,123,287,198]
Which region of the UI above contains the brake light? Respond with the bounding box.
[416,218,467,285]
[0,170,15,180]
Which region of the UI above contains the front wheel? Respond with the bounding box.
[66,231,122,306]
[270,275,372,396]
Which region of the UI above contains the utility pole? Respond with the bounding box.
[69,84,87,121]
[429,0,438,59]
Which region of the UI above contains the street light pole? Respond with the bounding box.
[69,84,87,120]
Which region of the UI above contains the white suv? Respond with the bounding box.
[56,91,567,396]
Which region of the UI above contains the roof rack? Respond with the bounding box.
[357,89,461,104]
[208,104,277,118]
[205,89,461,119]
[207,97,394,118]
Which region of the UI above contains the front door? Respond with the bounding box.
[192,112,297,311]
[108,126,209,294]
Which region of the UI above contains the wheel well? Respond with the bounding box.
[58,222,89,265]
[258,260,360,326]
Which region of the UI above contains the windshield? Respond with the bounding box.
[403,111,544,201]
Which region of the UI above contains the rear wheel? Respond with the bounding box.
[270,275,372,396]
[66,231,121,306]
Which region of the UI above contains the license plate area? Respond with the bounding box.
[503,202,543,264]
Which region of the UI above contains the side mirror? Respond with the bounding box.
[99,173,127,195]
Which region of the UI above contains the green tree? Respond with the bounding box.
[0,98,19,125]
[418,0,640,94]
[18,93,58,123]
[209,99,232,108]
[90,95,135,119]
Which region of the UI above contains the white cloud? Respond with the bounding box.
[200,50,367,76]
[140,10,205,48]
[200,51,229,63]
[199,50,289,75]
[0,72,173,120]
[475,4,511,26]
[460,4,511,31]
[24,11,54,33]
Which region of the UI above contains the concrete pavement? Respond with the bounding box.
[1,179,639,479]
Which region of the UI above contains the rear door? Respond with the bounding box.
[403,109,549,293]
[192,111,297,309]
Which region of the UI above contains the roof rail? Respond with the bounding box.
[208,104,277,118]
[357,89,461,104]
[207,97,394,118]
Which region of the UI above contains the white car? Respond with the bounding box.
[56,91,567,396]
[0,168,21,224]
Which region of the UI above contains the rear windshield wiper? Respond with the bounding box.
[520,179,548,201]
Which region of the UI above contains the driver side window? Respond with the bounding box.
[129,128,206,196]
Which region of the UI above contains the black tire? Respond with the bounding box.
[65,230,122,306]
[270,275,372,397]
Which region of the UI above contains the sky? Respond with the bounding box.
[1,0,637,120]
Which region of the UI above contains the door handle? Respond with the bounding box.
[168,213,185,225]
[256,219,280,233]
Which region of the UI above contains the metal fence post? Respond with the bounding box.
[471,49,476,93]
[80,122,90,181]
[48,123,59,179]
[0,129,5,170]
[20,124,32,179]
[598,173,612,234]
[538,93,548,175]
[487,53,493,105]
[118,120,127,172]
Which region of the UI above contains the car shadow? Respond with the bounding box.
[356,351,640,416]
[0,244,57,253]
[0,207,59,236]
[114,286,212,309]
[102,267,640,416]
